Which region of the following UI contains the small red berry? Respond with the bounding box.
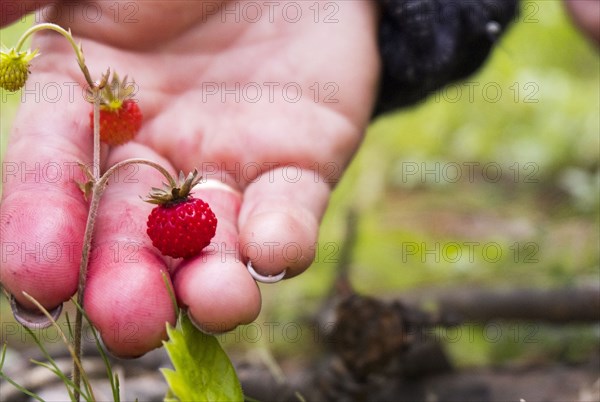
[147,198,217,259]
[89,73,142,146]
[145,170,217,259]
[91,99,142,146]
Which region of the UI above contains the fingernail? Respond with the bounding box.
[246,261,286,283]
[9,294,62,329]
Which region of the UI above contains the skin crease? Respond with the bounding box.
[0,1,380,356]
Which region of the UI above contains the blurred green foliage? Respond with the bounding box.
[260,0,599,304]
[258,0,599,367]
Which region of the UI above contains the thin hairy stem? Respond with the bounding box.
[100,158,177,188]
[15,23,94,87]
[92,91,101,180]
[73,89,100,402]
[72,188,99,402]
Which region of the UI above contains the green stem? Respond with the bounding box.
[15,22,95,88]
[72,184,100,402]
[23,293,96,402]
[72,88,101,402]
[93,90,101,180]
[99,158,177,189]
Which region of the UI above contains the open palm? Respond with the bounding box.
[1,1,379,357]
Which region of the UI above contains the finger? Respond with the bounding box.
[83,143,176,357]
[173,184,261,334]
[0,68,92,311]
[238,167,331,279]
[0,1,53,26]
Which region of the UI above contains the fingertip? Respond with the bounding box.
[174,259,261,333]
[239,210,318,278]
[238,169,329,279]
[84,249,176,358]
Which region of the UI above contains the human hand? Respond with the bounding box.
[0,1,379,357]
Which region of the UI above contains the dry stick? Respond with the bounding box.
[435,285,600,323]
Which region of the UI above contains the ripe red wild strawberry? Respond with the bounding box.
[145,170,217,259]
[93,99,142,146]
[89,73,142,146]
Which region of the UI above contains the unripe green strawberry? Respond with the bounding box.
[0,48,38,92]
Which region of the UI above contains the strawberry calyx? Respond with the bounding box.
[88,71,135,110]
[144,169,202,206]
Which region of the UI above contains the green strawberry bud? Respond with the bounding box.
[0,48,38,92]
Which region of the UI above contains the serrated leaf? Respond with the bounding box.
[162,313,243,402]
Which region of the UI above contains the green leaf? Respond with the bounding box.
[162,312,243,402]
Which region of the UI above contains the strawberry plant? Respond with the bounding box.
[0,22,243,402]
